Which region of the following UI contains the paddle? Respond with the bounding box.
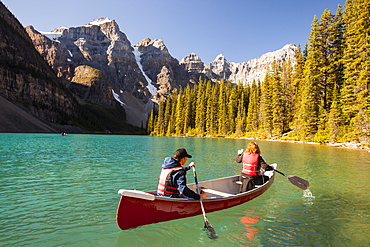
[274,169,310,190]
[192,165,218,239]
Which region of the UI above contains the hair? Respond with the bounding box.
[245,142,261,154]
[173,154,181,161]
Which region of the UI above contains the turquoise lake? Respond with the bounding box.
[0,133,369,246]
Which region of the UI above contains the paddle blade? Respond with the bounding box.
[287,175,310,190]
[204,219,218,239]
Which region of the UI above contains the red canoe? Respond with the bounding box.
[116,164,276,230]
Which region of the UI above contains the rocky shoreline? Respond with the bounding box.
[225,136,370,152]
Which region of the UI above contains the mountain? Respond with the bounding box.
[180,44,297,85]
[0,2,76,133]
[0,5,142,134]
[26,18,151,127]
[229,44,297,85]
[26,18,196,127]
[25,16,297,127]
[26,17,297,128]
[1,0,297,132]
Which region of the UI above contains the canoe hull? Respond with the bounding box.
[116,174,275,230]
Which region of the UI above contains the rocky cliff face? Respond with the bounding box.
[134,38,193,100]
[229,44,297,85]
[180,44,297,86]
[0,5,143,133]
[26,18,150,126]
[26,18,195,126]
[0,2,76,130]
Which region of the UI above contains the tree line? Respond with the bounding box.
[147,0,369,144]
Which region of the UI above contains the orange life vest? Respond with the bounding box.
[157,167,184,196]
[242,152,260,175]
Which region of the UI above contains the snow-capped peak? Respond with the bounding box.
[40,31,63,42]
[87,18,113,26]
[213,54,229,64]
[51,27,67,33]
[215,54,225,60]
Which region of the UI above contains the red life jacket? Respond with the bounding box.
[157,167,184,196]
[242,152,260,175]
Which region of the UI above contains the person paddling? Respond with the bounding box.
[236,142,273,192]
[157,148,206,200]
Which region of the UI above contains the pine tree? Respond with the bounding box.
[217,79,227,135]
[341,0,370,141]
[147,108,155,134]
[246,81,260,134]
[270,60,287,136]
[175,88,184,135]
[164,95,174,135]
[261,70,274,137]
[183,85,192,135]
[296,16,322,140]
[235,89,246,136]
[291,44,305,130]
[331,5,345,95]
[166,92,178,135]
[281,59,294,131]
[328,90,343,142]
[207,83,220,136]
[227,84,237,134]
[195,80,206,136]
[157,100,166,135]
[233,83,248,136]
[325,5,345,142]
[205,80,216,135]
[318,9,335,111]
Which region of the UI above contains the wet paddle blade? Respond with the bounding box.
[204,218,218,239]
[193,167,218,239]
[287,175,310,190]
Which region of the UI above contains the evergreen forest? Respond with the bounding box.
[147,0,369,145]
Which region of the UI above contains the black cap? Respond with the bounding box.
[174,148,192,159]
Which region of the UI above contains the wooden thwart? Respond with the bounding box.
[202,188,234,197]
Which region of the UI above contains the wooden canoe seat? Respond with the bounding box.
[234,180,263,187]
[202,188,234,197]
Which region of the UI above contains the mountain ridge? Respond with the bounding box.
[1,6,297,132]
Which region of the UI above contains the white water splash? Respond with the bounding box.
[303,189,315,198]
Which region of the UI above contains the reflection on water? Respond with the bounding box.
[240,212,261,241]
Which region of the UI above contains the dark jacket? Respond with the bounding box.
[159,157,200,200]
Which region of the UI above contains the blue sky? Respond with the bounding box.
[2,0,345,64]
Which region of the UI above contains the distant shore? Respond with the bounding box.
[223,136,370,152]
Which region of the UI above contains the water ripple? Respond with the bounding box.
[1,134,369,246]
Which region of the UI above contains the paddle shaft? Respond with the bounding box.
[192,167,207,219]
[274,169,286,176]
[192,166,218,239]
[273,169,310,190]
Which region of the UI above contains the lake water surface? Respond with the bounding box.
[0,133,369,246]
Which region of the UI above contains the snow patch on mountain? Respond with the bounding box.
[132,46,157,96]
[40,31,62,42]
[112,89,126,106]
[87,17,113,26]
